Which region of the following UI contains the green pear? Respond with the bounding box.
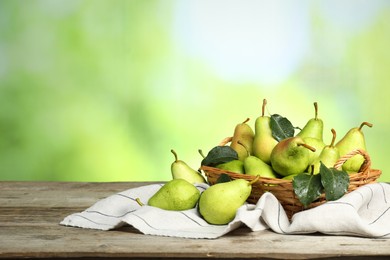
[230,118,255,161]
[171,150,206,184]
[148,179,200,211]
[244,155,277,178]
[252,99,278,164]
[297,102,324,141]
[282,173,298,180]
[270,136,316,176]
[216,160,245,174]
[335,122,373,173]
[198,177,259,225]
[309,128,340,174]
[238,140,276,178]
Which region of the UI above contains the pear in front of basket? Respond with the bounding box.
[170,149,206,184]
[147,179,200,211]
[198,177,258,225]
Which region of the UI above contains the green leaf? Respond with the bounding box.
[201,146,238,167]
[292,172,323,207]
[216,173,232,184]
[319,162,350,201]
[270,114,295,142]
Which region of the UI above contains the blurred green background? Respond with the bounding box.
[0,0,389,182]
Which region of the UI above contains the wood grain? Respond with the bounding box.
[1,181,389,259]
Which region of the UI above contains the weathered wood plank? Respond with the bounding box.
[1,224,390,259]
[1,181,390,259]
[0,181,157,207]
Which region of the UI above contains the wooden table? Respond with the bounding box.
[1,181,390,259]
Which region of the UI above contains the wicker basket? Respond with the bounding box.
[201,147,381,219]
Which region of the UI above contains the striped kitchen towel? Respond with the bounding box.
[60,182,390,239]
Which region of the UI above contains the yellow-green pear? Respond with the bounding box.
[309,128,340,174]
[198,177,259,225]
[252,99,278,164]
[216,160,245,174]
[230,118,255,161]
[335,122,373,173]
[239,140,276,178]
[171,150,206,184]
[148,179,200,211]
[270,136,316,176]
[244,155,277,178]
[297,102,324,141]
[282,173,298,180]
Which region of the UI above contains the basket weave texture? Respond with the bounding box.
[201,148,381,219]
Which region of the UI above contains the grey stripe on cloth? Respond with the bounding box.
[60,182,390,239]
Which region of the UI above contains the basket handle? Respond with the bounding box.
[333,149,371,173]
[218,136,233,146]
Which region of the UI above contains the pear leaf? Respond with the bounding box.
[292,172,323,207]
[201,146,238,167]
[216,173,232,184]
[319,162,350,201]
[270,114,295,142]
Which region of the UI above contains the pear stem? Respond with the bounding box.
[358,122,373,131]
[314,102,318,120]
[248,175,261,185]
[198,149,205,159]
[242,118,250,124]
[171,149,179,162]
[237,140,250,157]
[262,99,267,117]
[135,198,144,206]
[298,142,316,152]
[329,128,336,147]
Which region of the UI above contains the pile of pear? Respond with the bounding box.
[138,149,258,225]
[217,100,373,180]
[138,99,373,226]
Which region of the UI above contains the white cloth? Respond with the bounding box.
[60,182,390,239]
